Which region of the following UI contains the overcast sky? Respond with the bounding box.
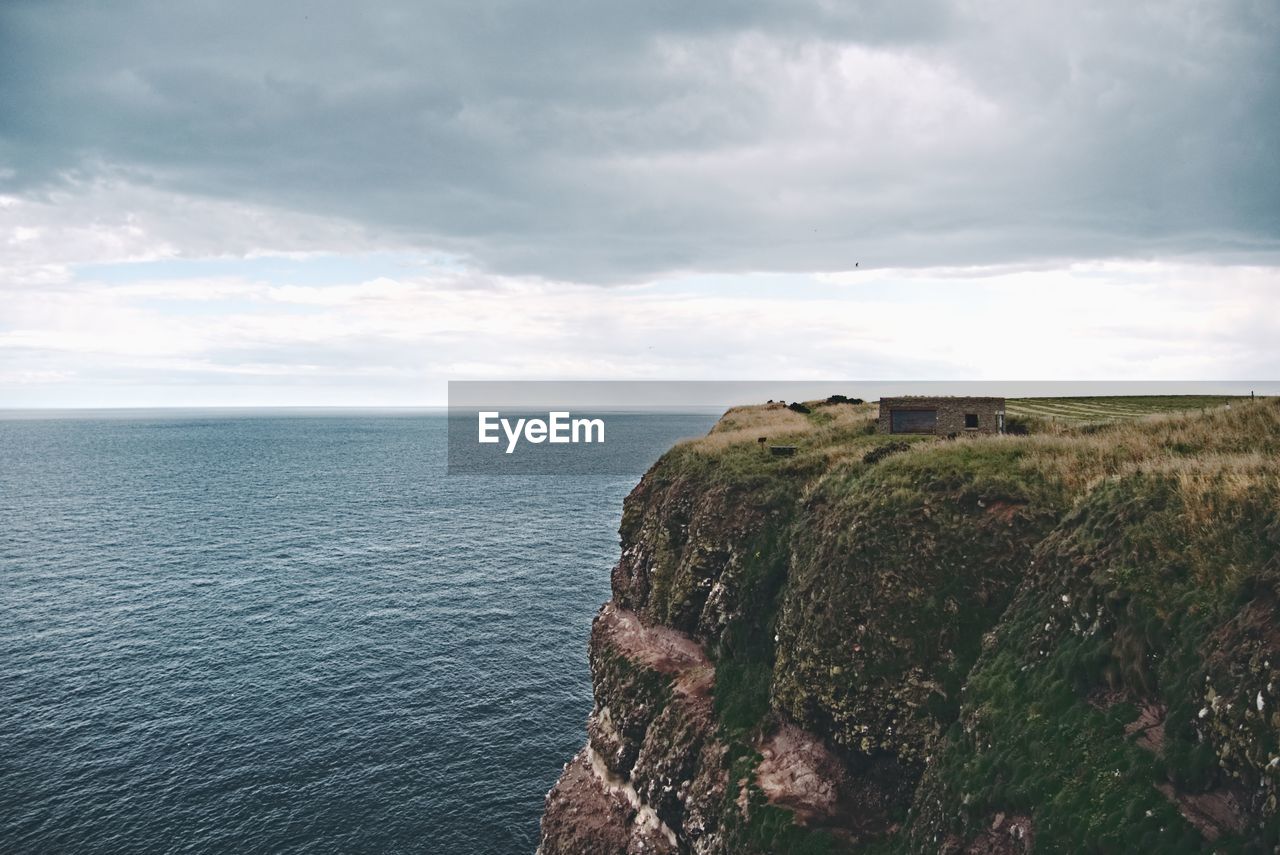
[2,0,1278,406]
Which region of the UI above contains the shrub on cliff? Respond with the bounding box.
[861,440,911,465]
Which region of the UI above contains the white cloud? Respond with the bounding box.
[0,182,398,289]
[2,258,1276,406]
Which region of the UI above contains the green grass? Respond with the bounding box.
[899,465,1280,853]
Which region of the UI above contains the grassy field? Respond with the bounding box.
[1006,394,1252,423]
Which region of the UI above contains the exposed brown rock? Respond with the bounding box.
[1155,782,1249,842]
[942,814,1034,854]
[546,604,727,854]
[756,723,847,824]
[1124,700,1167,754]
[539,749,637,855]
[594,603,714,697]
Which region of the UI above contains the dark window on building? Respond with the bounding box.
[891,409,937,434]
[965,413,979,429]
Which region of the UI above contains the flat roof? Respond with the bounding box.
[879,396,1005,402]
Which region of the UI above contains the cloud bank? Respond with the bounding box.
[2,0,1277,281]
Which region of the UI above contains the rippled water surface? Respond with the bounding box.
[0,411,716,854]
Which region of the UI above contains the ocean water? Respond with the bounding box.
[0,410,717,854]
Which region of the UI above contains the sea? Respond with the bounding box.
[0,409,719,854]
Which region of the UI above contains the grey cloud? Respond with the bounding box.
[1,0,1276,281]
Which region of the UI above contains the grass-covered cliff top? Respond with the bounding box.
[653,395,1275,505]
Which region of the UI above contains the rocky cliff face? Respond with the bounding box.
[540,401,1280,854]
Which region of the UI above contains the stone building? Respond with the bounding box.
[876,396,1006,436]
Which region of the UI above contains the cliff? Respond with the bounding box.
[539,399,1280,854]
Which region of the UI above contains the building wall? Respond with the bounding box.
[876,397,1006,436]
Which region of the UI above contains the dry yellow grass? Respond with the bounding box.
[685,401,877,453]
[668,397,1280,518]
[1013,398,1280,495]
